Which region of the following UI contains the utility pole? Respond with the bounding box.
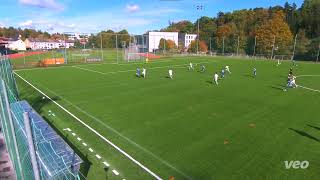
[271,35,276,60]
[291,34,298,61]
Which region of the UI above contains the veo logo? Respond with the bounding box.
[284,160,309,169]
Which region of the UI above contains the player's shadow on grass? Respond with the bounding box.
[307,124,320,131]
[243,74,254,78]
[288,128,320,142]
[270,85,286,91]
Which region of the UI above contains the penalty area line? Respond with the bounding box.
[13,72,163,180]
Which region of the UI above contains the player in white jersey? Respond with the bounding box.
[213,72,219,85]
[142,68,146,78]
[188,62,194,71]
[225,65,231,74]
[169,69,173,79]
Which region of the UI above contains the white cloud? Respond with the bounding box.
[19,20,33,27]
[19,0,64,10]
[126,4,140,13]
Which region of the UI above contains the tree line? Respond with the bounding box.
[162,0,320,60]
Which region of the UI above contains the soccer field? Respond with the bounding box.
[14,56,320,180]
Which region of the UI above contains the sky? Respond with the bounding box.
[0,0,304,35]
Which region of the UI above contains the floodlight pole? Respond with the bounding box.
[196,5,203,55]
[317,43,320,63]
[271,35,276,60]
[291,34,298,61]
[197,19,200,54]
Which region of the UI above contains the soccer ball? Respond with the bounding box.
[42,96,46,100]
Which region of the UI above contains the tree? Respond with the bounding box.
[255,10,293,55]
[301,0,320,38]
[158,38,177,51]
[295,29,311,55]
[188,40,208,53]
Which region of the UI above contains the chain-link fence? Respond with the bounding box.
[5,32,320,69]
[0,56,83,180]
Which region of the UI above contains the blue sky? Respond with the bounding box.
[0,0,303,34]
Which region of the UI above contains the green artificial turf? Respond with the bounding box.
[14,56,320,180]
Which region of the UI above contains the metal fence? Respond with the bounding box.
[0,56,83,180]
[5,32,320,69]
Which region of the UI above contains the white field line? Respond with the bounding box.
[295,75,320,93]
[72,61,214,75]
[298,85,320,93]
[72,66,106,75]
[296,75,320,78]
[14,72,163,180]
[19,75,192,179]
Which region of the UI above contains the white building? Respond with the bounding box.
[147,32,179,52]
[181,34,197,48]
[25,39,74,50]
[6,38,26,51]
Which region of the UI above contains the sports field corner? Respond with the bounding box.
[12,56,320,180]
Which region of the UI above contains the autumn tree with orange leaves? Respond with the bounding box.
[255,11,293,55]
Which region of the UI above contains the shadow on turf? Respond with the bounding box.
[307,124,320,131]
[288,128,320,142]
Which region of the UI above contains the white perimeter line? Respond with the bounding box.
[31,80,192,179]
[72,66,106,75]
[14,72,163,180]
[72,61,214,75]
[298,85,320,93]
[296,75,320,78]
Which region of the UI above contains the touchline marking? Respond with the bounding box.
[72,66,106,75]
[14,72,163,180]
[296,75,320,93]
[297,85,320,93]
[27,79,192,179]
[296,75,320,78]
[72,61,214,76]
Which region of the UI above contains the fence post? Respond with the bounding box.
[317,44,320,63]
[23,112,41,180]
[116,34,118,64]
[1,80,24,180]
[253,36,257,58]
